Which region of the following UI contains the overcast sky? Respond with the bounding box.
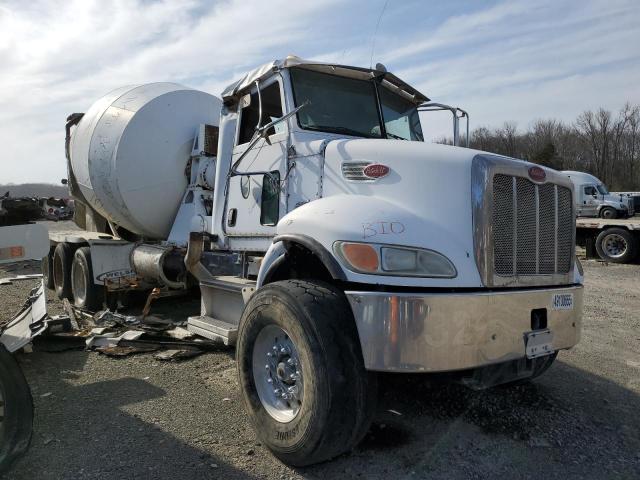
[1,0,639,184]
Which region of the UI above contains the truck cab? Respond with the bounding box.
[563,170,634,219]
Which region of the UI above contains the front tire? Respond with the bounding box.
[237,280,376,467]
[600,207,617,219]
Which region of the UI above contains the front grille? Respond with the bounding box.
[492,174,573,276]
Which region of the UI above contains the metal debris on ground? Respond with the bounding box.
[164,327,194,340]
[0,281,52,352]
[94,309,139,328]
[4,283,224,361]
[153,348,203,361]
[86,330,145,349]
[0,273,43,285]
[95,345,158,357]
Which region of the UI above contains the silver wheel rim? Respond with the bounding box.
[603,209,615,219]
[252,325,303,423]
[602,233,627,258]
[72,261,87,305]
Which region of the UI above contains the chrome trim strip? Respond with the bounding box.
[512,176,517,276]
[535,184,540,273]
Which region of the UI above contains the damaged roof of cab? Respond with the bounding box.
[221,55,429,104]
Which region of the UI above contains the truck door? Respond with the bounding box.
[226,78,288,240]
[581,185,599,216]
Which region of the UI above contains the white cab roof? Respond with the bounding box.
[562,170,603,185]
[221,55,429,104]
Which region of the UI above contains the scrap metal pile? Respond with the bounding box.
[0,276,224,361]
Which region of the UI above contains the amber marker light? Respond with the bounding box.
[338,242,380,273]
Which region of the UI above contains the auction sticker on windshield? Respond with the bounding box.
[551,293,574,310]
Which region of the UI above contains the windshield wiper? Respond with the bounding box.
[303,125,376,138]
[386,132,408,140]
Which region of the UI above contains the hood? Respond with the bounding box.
[313,139,484,287]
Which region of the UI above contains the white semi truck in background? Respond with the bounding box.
[563,170,634,219]
[45,56,584,466]
[562,171,640,263]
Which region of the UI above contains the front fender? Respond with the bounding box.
[276,195,483,288]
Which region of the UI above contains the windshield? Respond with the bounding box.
[290,68,422,141]
[379,86,424,141]
[597,184,609,195]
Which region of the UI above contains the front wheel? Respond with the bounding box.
[600,207,618,219]
[237,280,377,467]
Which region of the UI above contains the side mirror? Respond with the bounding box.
[61,179,68,185]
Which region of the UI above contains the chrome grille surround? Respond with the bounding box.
[472,154,575,287]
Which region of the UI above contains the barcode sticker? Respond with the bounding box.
[552,293,573,310]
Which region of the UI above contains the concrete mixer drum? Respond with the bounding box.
[69,83,223,240]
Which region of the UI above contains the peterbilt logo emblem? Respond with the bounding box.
[363,163,390,179]
[528,166,546,182]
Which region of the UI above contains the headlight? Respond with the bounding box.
[334,241,457,278]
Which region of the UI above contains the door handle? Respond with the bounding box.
[227,208,237,227]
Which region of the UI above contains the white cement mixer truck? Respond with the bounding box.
[45,56,584,466]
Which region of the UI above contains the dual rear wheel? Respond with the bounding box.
[45,243,104,311]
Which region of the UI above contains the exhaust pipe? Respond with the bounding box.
[131,244,186,290]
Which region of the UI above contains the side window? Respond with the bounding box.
[260,171,280,226]
[584,186,597,196]
[237,82,284,145]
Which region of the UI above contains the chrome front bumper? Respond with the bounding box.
[346,285,583,372]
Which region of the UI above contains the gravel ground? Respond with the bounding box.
[1,238,639,479]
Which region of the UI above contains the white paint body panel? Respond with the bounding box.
[70,83,222,239]
[278,140,488,288]
[0,224,49,264]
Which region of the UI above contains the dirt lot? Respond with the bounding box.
[1,239,639,479]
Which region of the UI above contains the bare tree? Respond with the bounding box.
[437,102,640,190]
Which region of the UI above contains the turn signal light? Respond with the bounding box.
[337,243,379,272]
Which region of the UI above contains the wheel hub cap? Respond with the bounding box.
[603,234,627,258]
[252,325,303,423]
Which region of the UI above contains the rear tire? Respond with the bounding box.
[595,228,637,263]
[0,345,33,475]
[41,247,55,290]
[53,243,73,300]
[599,207,617,219]
[237,280,377,467]
[71,247,104,311]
